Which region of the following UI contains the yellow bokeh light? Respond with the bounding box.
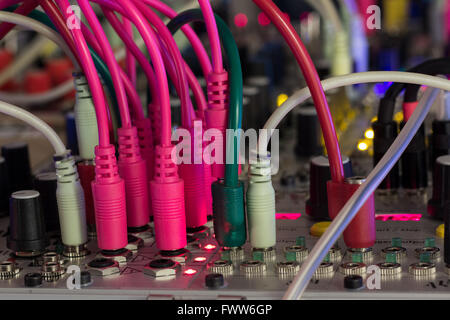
[371,116,378,123]
[364,129,374,139]
[394,111,404,123]
[357,141,369,151]
[277,93,288,107]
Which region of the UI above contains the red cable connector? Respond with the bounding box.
[150,145,187,251]
[205,71,229,179]
[327,177,375,249]
[402,101,419,122]
[178,123,207,228]
[77,160,96,226]
[91,145,128,250]
[118,126,150,229]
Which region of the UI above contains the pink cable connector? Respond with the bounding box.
[205,71,229,179]
[178,123,207,228]
[91,145,128,250]
[150,145,187,251]
[118,126,150,228]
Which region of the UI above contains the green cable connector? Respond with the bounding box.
[420,252,431,263]
[391,237,402,247]
[425,237,435,247]
[296,236,306,247]
[211,180,246,248]
[352,252,363,263]
[385,252,397,263]
[323,253,330,263]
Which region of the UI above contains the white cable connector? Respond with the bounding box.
[246,154,276,249]
[54,154,88,247]
[331,31,352,76]
[73,73,99,160]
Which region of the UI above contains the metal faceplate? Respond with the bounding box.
[0,185,446,300]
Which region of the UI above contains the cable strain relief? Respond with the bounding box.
[94,145,121,185]
[249,153,272,183]
[54,154,79,183]
[118,126,142,164]
[153,144,180,184]
[207,70,229,111]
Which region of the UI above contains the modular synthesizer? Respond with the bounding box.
[0,0,448,302]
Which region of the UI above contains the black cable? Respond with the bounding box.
[378,57,450,123]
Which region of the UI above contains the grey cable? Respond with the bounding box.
[283,87,440,300]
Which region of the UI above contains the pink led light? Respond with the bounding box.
[203,244,216,250]
[258,12,271,26]
[275,213,302,220]
[234,13,248,28]
[375,213,422,221]
[184,269,197,275]
[194,256,207,262]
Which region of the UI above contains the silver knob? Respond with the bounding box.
[208,260,234,275]
[377,262,402,276]
[252,247,276,262]
[284,245,309,262]
[339,262,367,275]
[240,260,267,276]
[276,261,300,275]
[409,262,436,276]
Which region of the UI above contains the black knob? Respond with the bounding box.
[1,142,32,193]
[0,157,8,216]
[80,271,92,286]
[34,172,59,233]
[24,272,42,287]
[373,121,400,190]
[344,275,363,289]
[429,155,450,220]
[205,273,224,289]
[401,122,428,189]
[306,156,353,220]
[295,104,322,158]
[88,258,114,269]
[7,190,48,256]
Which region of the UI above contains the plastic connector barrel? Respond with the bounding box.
[54,154,88,247]
[373,120,400,190]
[150,145,186,251]
[117,126,150,229]
[205,71,229,179]
[211,179,246,247]
[73,73,98,160]
[91,145,127,250]
[246,156,276,249]
[327,177,375,249]
[178,125,207,228]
